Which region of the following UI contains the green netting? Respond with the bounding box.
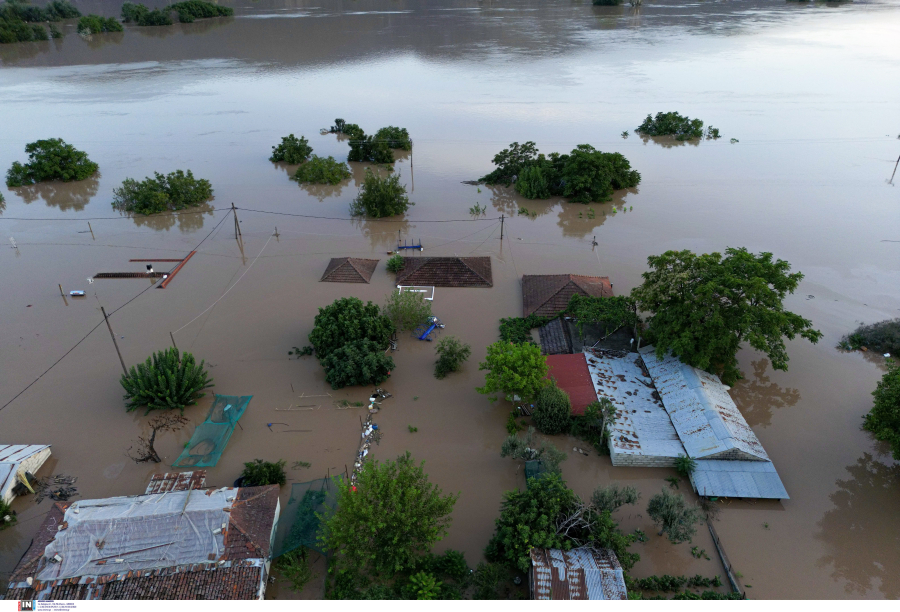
[272,476,343,557]
[173,394,251,468]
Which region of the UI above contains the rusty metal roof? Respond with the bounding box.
[530,548,627,600]
[639,347,769,461]
[585,350,685,459]
[144,471,207,495]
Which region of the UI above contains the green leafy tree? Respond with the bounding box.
[434,336,471,379]
[320,339,395,389]
[485,473,635,573]
[77,14,123,34]
[293,155,351,185]
[636,112,705,141]
[112,170,212,214]
[477,341,549,402]
[320,452,459,580]
[591,484,640,514]
[385,254,404,273]
[168,0,232,22]
[863,360,900,460]
[408,571,440,600]
[308,297,394,360]
[270,134,313,164]
[532,382,572,435]
[383,290,432,332]
[349,169,413,217]
[1,1,79,43]
[120,348,213,413]
[480,141,540,186]
[6,139,98,187]
[273,547,315,592]
[631,247,822,385]
[240,459,287,486]
[558,145,641,204]
[646,489,704,544]
[121,3,172,25]
[374,126,412,150]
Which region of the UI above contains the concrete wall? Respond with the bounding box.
[609,446,678,467]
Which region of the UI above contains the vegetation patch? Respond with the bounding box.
[270,134,313,164]
[120,348,213,413]
[274,547,315,592]
[239,459,287,486]
[6,139,98,187]
[374,126,412,150]
[383,290,432,332]
[566,294,637,339]
[863,359,900,460]
[349,169,413,218]
[500,427,567,475]
[112,170,213,214]
[646,488,704,544]
[121,3,172,26]
[385,254,404,273]
[168,0,232,23]
[480,141,641,204]
[434,336,471,379]
[77,14,123,34]
[635,111,721,141]
[498,313,548,344]
[532,383,572,435]
[477,340,549,402]
[1,0,80,43]
[0,498,17,531]
[293,155,351,185]
[839,318,900,356]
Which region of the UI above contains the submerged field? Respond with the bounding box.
[1,0,900,599]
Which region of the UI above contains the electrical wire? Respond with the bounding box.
[237,207,501,223]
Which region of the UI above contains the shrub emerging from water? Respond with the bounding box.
[1,0,80,43]
[480,141,640,203]
[532,382,572,435]
[6,139,98,187]
[864,360,900,460]
[647,488,704,544]
[293,155,351,185]
[434,336,471,379]
[0,498,16,531]
[270,134,313,164]
[636,111,706,141]
[383,290,432,332]
[120,347,213,413]
[77,14,123,34]
[349,169,413,217]
[374,126,412,150]
[112,170,213,214]
[168,0,232,23]
[308,297,395,360]
[240,459,287,486]
[839,318,900,356]
[121,3,173,26]
[386,254,404,273]
[593,0,623,5]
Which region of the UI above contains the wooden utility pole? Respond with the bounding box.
[170,331,178,351]
[59,284,65,297]
[100,306,128,376]
[232,203,242,239]
[500,214,504,241]
[890,154,900,185]
[88,222,95,240]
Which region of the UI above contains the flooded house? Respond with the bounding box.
[394,256,493,287]
[4,472,280,601]
[529,547,628,600]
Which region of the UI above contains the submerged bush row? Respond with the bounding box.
[0,0,78,43]
[636,111,721,141]
[121,1,232,26]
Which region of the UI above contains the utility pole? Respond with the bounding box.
[890,154,900,185]
[88,222,95,240]
[232,203,242,239]
[170,331,178,351]
[100,306,128,376]
[500,214,504,241]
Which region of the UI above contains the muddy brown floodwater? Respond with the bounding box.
[1,0,899,600]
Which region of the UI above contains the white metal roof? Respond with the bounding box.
[690,459,789,499]
[585,351,685,459]
[638,347,769,461]
[0,444,51,504]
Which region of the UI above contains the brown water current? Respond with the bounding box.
[1,0,900,600]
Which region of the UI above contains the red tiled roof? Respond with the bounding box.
[546,353,596,416]
[522,275,613,317]
[395,257,492,287]
[320,257,379,283]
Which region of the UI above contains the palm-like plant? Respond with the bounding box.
[120,348,213,413]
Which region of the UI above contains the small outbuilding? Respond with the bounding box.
[522,274,612,318]
[395,256,492,288]
[530,547,627,600]
[320,257,379,283]
[0,444,52,505]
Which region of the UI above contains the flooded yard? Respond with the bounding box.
[1,0,899,599]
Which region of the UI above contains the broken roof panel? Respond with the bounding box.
[585,350,685,459]
[395,256,492,288]
[690,460,789,499]
[531,547,627,600]
[0,444,52,505]
[638,347,769,461]
[320,257,379,283]
[523,274,613,317]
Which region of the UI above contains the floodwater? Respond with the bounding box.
[1,0,899,600]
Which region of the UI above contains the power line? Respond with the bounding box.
[0,209,224,221]
[237,207,501,223]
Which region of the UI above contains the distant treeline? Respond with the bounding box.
[122,1,233,27]
[0,0,78,43]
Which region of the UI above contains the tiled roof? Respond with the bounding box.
[530,547,627,600]
[225,486,280,560]
[395,257,492,287]
[522,274,613,317]
[145,471,207,494]
[545,353,597,415]
[320,257,379,283]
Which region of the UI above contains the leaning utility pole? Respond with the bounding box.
[232,203,242,239]
[101,306,128,376]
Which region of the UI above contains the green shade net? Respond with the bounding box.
[173,395,251,468]
[272,476,343,557]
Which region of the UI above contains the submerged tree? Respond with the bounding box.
[6,139,98,187]
[349,169,413,218]
[383,289,432,332]
[636,112,705,141]
[863,360,900,460]
[631,247,822,386]
[112,169,213,214]
[77,14,123,34]
[591,483,640,515]
[532,382,572,435]
[477,341,549,402]
[434,336,471,379]
[126,412,189,463]
[293,155,351,185]
[500,426,567,475]
[120,347,213,413]
[270,134,313,164]
[646,489,704,544]
[320,452,458,579]
[239,459,287,486]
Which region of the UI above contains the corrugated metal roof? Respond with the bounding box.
[690,460,790,499]
[0,444,50,463]
[638,347,769,461]
[1,444,52,504]
[585,350,685,459]
[530,547,627,600]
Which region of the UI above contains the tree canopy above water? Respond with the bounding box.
[6,139,98,187]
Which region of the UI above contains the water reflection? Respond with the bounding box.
[638,134,702,149]
[132,17,234,40]
[730,359,801,428]
[816,453,900,598]
[13,176,100,211]
[353,216,410,250]
[127,202,215,233]
[82,31,125,50]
